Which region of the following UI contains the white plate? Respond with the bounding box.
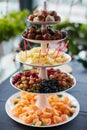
[27,20,60,25]
[10,71,76,94]
[5,92,80,127]
[22,35,66,44]
[16,53,71,67]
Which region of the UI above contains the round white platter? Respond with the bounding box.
[27,20,60,25]
[16,53,71,68]
[10,71,76,94]
[5,91,80,127]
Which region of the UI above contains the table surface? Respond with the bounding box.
[0,60,87,130]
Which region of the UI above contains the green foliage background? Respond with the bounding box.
[0,9,30,43]
[52,20,87,55]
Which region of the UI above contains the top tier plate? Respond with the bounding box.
[27,9,61,25]
[27,20,60,25]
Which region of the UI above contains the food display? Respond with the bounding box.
[28,10,61,23]
[5,91,79,127]
[5,2,79,128]
[22,26,66,40]
[11,68,75,93]
[17,47,70,66]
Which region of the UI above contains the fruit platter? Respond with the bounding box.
[28,10,61,24]
[10,68,76,93]
[5,1,80,128]
[17,47,71,67]
[22,25,67,43]
[5,91,80,127]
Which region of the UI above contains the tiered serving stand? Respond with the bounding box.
[5,2,80,127]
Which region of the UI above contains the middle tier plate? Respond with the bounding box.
[16,49,71,67]
[10,68,76,94]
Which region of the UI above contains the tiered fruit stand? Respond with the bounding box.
[5,2,80,127]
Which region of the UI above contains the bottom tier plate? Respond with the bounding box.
[5,92,80,127]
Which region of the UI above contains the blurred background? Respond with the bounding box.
[0,0,87,83]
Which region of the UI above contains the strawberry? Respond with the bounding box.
[43,33,51,40]
[28,14,34,21]
[41,10,48,17]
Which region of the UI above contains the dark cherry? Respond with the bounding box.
[55,30,62,40]
[43,33,51,40]
[35,34,43,40]
[36,29,41,34]
[28,14,34,21]
[22,31,28,38]
[41,28,48,35]
[27,33,35,39]
[49,11,57,17]
[55,15,61,21]
[41,10,48,17]
[51,35,56,40]
[29,28,36,33]
[47,27,55,35]
[38,14,45,21]
[61,31,67,38]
